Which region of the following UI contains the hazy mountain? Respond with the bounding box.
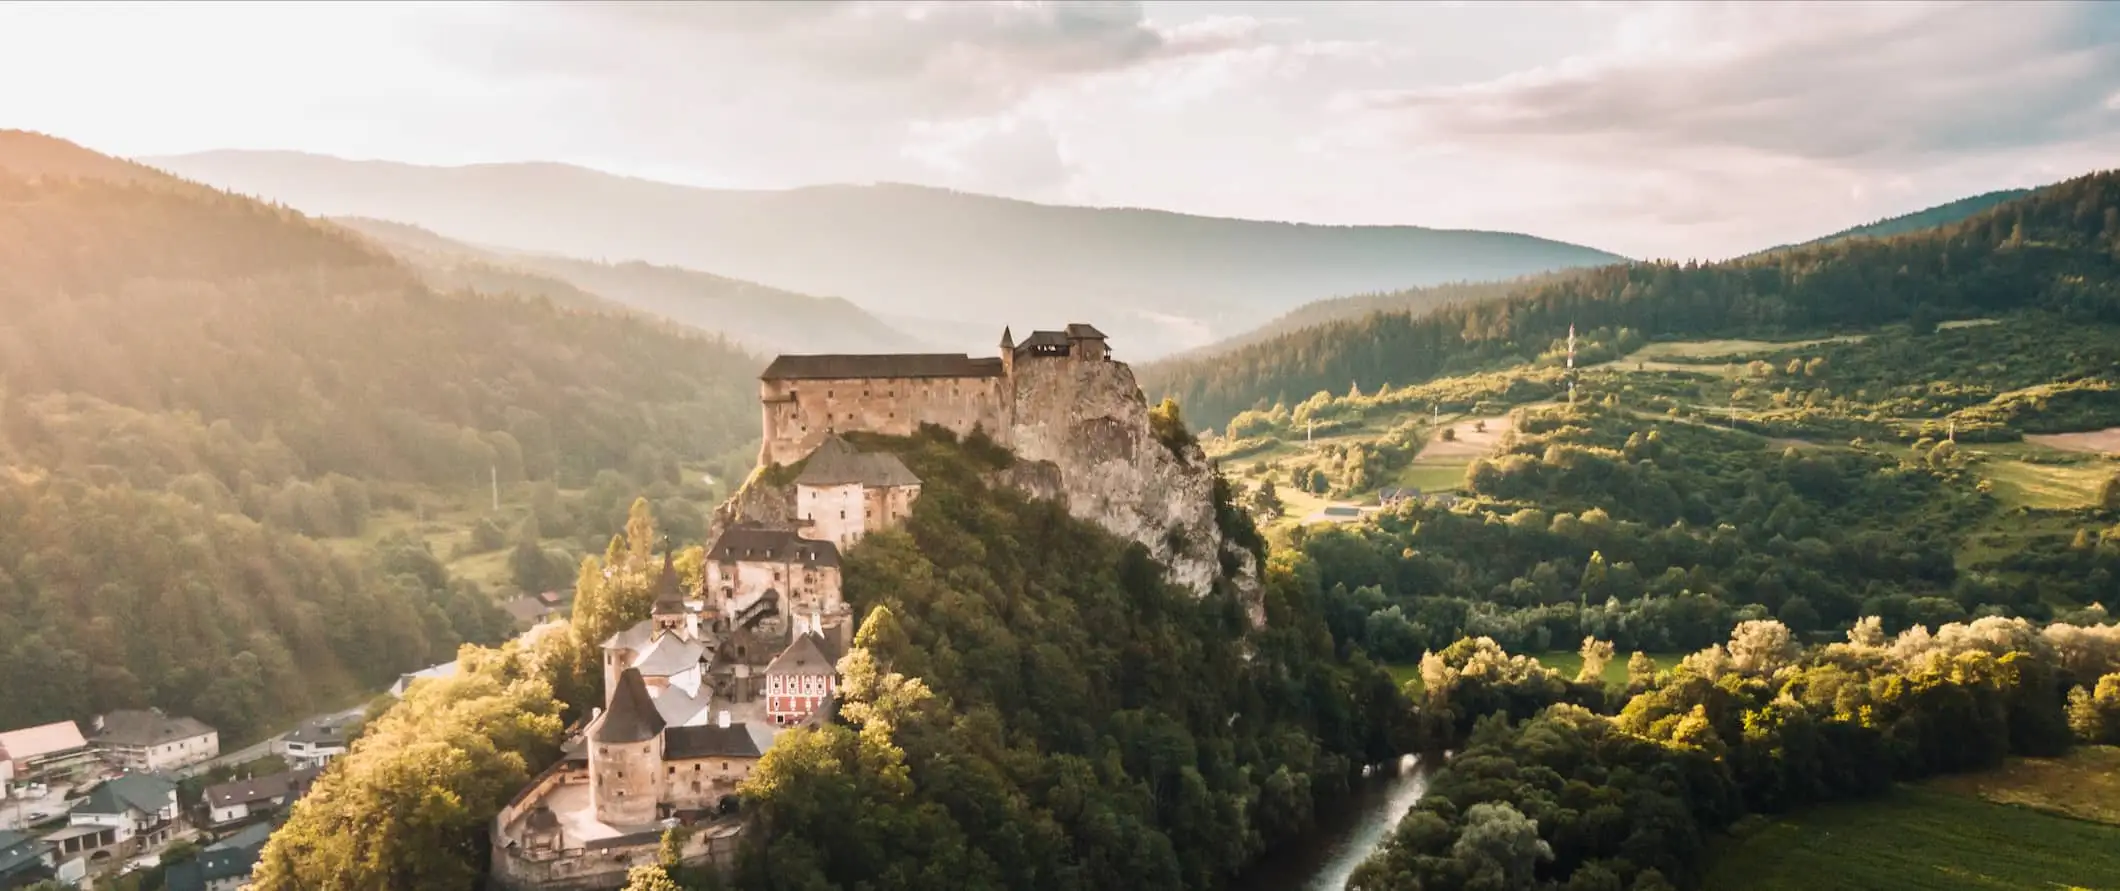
[335,217,930,355]
[143,150,1628,359]
[1168,270,1594,362]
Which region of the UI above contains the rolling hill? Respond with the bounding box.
[142,149,1628,359]
[1143,171,2120,430]
[1762,187,2039,254]
[0,130,764,741]
[335,217,930,355]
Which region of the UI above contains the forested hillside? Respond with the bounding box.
[1778,187,2037,251]
[1169,272,1581,361]
[1145,171,2120,430]
[0,132,763,740]
[335,217,929,355]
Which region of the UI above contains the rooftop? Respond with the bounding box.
[760,353,1004,381]
[95,709,216,748]
[0,721,87,762]
[763,632,839,678]
[592,669,666,745]
[664,723,774,761]
[708,525,841,568]
[792,436,921,488]
[204,767,320,809]
[79,772,177,817]
[1064,323,1108,340]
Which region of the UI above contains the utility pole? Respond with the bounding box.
[491,464,500,512]
[1566,323,1578,406]
[1306,419,1314,446]
[1947,419,1956,443]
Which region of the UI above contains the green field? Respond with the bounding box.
[1704,785,2120,891]
[1963,442,2115,510]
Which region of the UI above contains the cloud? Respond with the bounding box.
[901,113,1079,196]
[1318,0,2120,257]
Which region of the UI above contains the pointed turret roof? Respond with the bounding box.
[652,550,684,614]
[592,668,666,744]
[999,326,1015,350]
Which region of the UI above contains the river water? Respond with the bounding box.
[1230,755,1431,891]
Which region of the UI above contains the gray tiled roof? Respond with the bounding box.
[592,669,666,744]
[760,353,1004,381]
[763,632,839,678]
[80,772,176,817]
[632,635,707,679]
[708,525,841,568]
[204,767,319,809]
[663,723,773,760]
[95,709,215,747]
[793,436,921,488]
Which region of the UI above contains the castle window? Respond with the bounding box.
[667,766,676,776]
[827,390,833,398]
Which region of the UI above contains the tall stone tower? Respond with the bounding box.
[589,668,665,827]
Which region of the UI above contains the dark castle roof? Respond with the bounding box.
[1065,323,1107,340]
[760,353,1004,381]
[793,436,920,488]
[652,550,685,613]
[664,723,770,760]
[708,525,841,568]
[592,669,666,744]
[764,632,839,678]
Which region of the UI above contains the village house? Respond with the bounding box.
[763,626,840,727]
[203,767,319,828]
[70,772,183,851]
[274,717,350,770]
[0,828,54,888]
[0,722,98,788]
[92,710,219,773]
[792,435,922,549]
[388,660,460,698]
[164,820,276,891]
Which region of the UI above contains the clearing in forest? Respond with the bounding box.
[1964,441,2114,511]
[2027,426,2120,455]
[1703,784,2120,891]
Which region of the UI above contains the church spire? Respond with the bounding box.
[652,549,684,615]
[999,326,1015,350]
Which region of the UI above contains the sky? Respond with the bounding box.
[3,0,2118,260]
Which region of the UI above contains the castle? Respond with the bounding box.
[494,323,1258,889]
[758,323,1110,466]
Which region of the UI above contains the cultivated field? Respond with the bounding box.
[1705,749,2120,891]
[2027,426,2120,455]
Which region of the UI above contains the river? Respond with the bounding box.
[1231,755,1431,891]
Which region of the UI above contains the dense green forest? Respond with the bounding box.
[730,427,1406,890]
[1773,187,2036,252]
[1144,171,2120,430]
[0,133,763,740]
[1347,617,2120,890]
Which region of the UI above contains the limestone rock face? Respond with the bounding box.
[1007,356,1264,625]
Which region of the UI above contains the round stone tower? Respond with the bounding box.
[590,667,665,827]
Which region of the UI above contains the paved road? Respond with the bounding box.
[173,704,367,780]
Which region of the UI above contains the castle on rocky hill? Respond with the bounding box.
[751,323,1259,613]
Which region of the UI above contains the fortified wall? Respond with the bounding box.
[752,325,1259,616]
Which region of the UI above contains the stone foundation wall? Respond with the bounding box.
[761,375,1007,466]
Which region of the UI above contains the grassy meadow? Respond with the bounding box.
[1705,747,2120,891]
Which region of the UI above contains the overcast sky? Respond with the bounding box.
[4,0,2118,259]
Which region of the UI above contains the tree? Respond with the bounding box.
[1249,478,1284,518]
[1440,426,1458,442]
[622,865,685,891]
[1626,651,1658,692]
[2100,471,2120,512]
[625,496,657,566]
[2069,674,2120,744]
[1577,637,1615,685]
[1450,802,1551,890]
[1727,620,1797,677]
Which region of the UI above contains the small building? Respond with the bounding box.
[388,660,460,698]
[763,627,840,727]
[163,819,276,891]
[38,824,116,869]
[0,721,97,787]
[0,829,54,888]
[793,435,922,549]
[92,710,219,773]
[274,718,350,770]
[202,768,319,828]
[70,772,181,849]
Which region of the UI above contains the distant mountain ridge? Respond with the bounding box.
[142,150,1628,359]
[1761,188,2038,255]
[335,217,930,355]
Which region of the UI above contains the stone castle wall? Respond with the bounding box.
[761,374,1007,466]
[589,738,661,826]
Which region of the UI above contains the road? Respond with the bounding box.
[172,704,368,780]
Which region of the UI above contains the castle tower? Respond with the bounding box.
[651,550,687,636]
[589,668,665,827]
[999,326,1016,379]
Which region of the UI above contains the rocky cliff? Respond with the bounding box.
[1005,355,1264,625]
